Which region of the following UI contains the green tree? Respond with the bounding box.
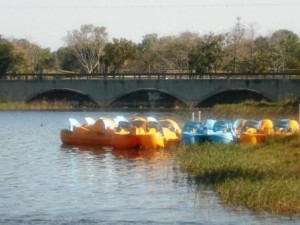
[138,34,159,72]
[0,38,15,74]
[0,37,24,74]
[55,47,81,72]
[103,38,137,73]
[253,36,271,72]
[189,34,225,73]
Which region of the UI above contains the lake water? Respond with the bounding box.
[0,111,299,225]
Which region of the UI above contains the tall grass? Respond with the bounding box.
[207,100,299,120]
[0,100,74,110]
[174,135,300,215]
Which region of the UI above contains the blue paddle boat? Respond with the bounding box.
[181,119,237,144]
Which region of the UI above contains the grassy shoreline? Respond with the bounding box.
[173,137,300,215]
[1,99,299,116]
[206,100,300,121]
[172,101,300,215]
[0,100,75,111]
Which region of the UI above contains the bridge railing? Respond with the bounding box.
[1,72,300,80]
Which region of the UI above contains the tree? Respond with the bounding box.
[103,38,137,73]
[55,47,81,72]
[224,17,248,72]
[269,29,300,71]
[64,24,108,74]
[0,38,15,74]
[253,36,271,72]
[163,32,199,72]
[0,37,24,74]
[138,34,159,73]
[189,33,225,73]
[12,38,55,73]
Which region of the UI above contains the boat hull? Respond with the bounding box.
[111,132,138,149]
[60,128,112,146]
[182,132,233,144]
[137,133,165,149]
[240,132,266,144]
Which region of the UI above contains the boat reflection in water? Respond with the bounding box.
[61,144,171,163]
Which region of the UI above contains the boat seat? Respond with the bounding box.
[146,121,164,134]
[89,119,106,133]
[116,121,132,132]
[85,117,96,125]
[68,118,81,132]
[213,121,229,132]
[241,120,259,132]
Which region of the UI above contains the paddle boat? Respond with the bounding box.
[240,119,274,144]
[61,116,186,149]
[113,116,178,149]
[110,116,139,149]
[136,117,166,149]
[232,119,247,139]
[159,119,182,147]
[181,120,203,145]
[111,116,182,149]
[181,119,237,144]
[274,119,299,135]
[60,117,115,146]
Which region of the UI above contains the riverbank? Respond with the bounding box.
[1,100,299,116]
[0,100,75,111]
[172,107,300,215]
[203,100,300,120]
[173,136,300,215]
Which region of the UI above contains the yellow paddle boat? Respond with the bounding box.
[113,116,165,150]
[240,119,274,144]
[112,116,181,150]
[159,119,182,147]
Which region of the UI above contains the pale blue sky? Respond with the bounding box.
[0,0,299,50]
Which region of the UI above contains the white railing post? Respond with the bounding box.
[198,111,201,121]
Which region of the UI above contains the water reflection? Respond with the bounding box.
[61,144,171,163]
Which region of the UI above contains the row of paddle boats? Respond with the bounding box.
[182,118,300,145]
[61,116,181,149]
[60,116,300,149]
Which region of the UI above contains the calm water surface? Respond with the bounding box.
[0,111,299,225]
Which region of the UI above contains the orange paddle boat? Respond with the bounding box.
[240,119,274,144]
[60,117,115,146]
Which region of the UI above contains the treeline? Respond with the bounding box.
[1,21,300,74]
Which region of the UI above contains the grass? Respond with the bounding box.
[0,100,74,110]
[173,135,300,215]
[205,100,300,120]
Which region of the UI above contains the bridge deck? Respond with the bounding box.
[1,72,300,81]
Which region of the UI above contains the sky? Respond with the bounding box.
[0,0,299,51]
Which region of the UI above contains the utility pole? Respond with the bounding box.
[233,17,241,73]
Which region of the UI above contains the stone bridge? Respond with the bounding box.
[0,73,299,107]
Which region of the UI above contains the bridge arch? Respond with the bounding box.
[108,88,187,108]
[27,88,99,107]
[196,88,274,107]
